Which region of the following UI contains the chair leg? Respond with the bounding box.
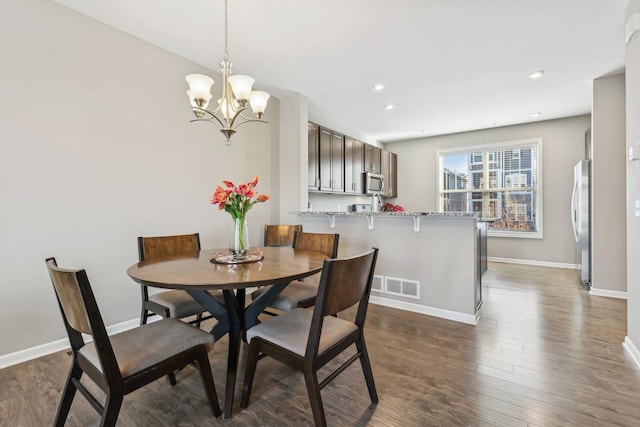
[356,336,378,403]
[54,362,83,427]
[303,368,327,427]
[140,307,148,326]
[240,341,260,408]
[195,351,222,417]
[167,371,177,386]
[99,392,123,427]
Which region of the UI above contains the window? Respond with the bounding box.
[437,139,542,238]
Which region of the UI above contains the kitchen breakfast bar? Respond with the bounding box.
[290,211,484,325]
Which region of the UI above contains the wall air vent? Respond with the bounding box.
[385,277,420,299]
[371,275,384,293]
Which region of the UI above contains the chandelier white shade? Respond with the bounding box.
[185,0,269,144]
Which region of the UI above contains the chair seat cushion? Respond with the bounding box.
[150,290,203,318]
[246,308,357,357]
[79,318,214,377]
[252,280,318,311]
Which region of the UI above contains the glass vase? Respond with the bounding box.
[229,217,249,260]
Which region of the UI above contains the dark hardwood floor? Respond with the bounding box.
[2,262,640,426]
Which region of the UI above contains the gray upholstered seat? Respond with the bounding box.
[259,280,319,312]
[149,290,205,319]
[79,318,214,377]
[246,308,357,356]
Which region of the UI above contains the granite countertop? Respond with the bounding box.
[291,211,478,218]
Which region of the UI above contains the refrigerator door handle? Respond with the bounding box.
[571,177,579,242]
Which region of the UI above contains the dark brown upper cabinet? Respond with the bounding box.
[344,136,364,194]
[381,150,398,197]
[308,122,320,191]
[364,144,381,173]
[319,126,344,192]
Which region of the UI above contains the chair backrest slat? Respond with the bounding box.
[305,248,378,357]
[47,258,93,335]
[292,231,339,258]
[263,224,302,247]
[320,251,377,316]
[138,233,201,262]
[46,257,119,380]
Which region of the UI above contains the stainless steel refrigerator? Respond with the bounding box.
[571,159,591,289]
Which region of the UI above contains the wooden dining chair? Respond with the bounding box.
[263,224,302,247]
[252,231,339,312]
[241,248,380,427]
[46,257,221,427]
[138,233,212,326]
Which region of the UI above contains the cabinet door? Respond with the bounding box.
[381,150,390,196]
[388,152,398,197]
[381,150,398,197]
[344,137,364,193]
[330,131,344,192]
[319,127,332,191]
[319,127,344,192]
[364,144,381,173]
[308,123,320,190]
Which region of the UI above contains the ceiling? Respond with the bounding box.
[54,0,627,143]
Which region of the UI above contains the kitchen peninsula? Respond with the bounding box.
[290,211,482,324]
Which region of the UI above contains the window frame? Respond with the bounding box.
[436,138,543,239]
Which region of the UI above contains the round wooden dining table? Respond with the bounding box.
[127,246,327,419]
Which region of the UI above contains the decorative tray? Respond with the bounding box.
[210,247,264,265]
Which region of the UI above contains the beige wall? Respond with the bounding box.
[386,116,590,265]
[625,0,640,352]
[0,0,277,356]
[592,74,627,292]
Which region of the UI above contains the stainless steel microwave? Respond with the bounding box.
[364,172,385,194]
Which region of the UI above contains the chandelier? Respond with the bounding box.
[185,0,270,145]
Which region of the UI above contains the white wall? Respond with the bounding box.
[278,94,308,221]
[0,0,277,356]
[386,116,590,265]
[625,0,640,356]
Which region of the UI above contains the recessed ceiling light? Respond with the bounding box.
[384,104,394,110]
[373,83,385,91]
[531,112,542,117]
[528,70,544,79]
[421,130,430,134]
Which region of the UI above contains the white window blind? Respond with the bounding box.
[438,139,542,238]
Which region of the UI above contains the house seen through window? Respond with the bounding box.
[438,139,542,238]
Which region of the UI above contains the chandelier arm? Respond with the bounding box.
[230,118,268,128]
[234,111,265,122]
[227,106,252,129]
[189,118,226,129]
[189,108,227,129]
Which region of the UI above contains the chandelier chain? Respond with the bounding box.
[224,0,229,61]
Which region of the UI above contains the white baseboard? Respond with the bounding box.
[590,288,627,299]
[369,295,478,325]
[488,256,578,269]
[623,336,640,371]
[0,318,141,370]
[489,257,629,300]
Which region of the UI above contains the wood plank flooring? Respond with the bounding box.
[2,262,640,426]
